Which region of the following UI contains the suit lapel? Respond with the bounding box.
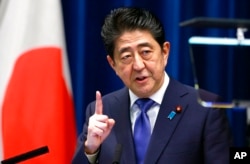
[111,88,137,164]
[145,79,189,164]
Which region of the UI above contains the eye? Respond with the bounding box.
[141,49,152,59]
[142,50,151,55]
[120,54,133,64]
[121,54,131,60]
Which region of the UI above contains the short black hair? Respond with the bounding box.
[101,7,165,59]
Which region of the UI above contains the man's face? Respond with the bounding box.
[107,30,170,98]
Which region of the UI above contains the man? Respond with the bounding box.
[72,7,231,164]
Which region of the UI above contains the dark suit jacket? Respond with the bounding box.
[72,78,232,164]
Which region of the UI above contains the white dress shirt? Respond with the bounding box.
[129,72,169,134]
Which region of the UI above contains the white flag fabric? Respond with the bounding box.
[0,0,77,163]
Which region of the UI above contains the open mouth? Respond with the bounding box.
[136,76,147,82]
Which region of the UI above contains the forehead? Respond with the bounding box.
[114,30,157,50]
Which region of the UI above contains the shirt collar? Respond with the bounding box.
[129,72,169,107]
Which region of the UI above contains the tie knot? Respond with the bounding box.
[135,98,155,113]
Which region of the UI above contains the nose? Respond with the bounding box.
[133,54,145,71]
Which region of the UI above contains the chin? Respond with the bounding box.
[135,89,153,98]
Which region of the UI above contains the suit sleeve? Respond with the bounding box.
[203,107,232,164]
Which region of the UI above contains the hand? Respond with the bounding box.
[84,91,115,154]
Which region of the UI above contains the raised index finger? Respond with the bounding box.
[95,90,103,115]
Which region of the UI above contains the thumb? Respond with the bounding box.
[107,119,115,131]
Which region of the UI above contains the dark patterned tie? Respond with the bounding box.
[134,98,155,164]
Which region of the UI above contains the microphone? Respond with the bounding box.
[1,146,49,164]
[112,144,122,164]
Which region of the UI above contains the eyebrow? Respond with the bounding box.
[118,42,153,54]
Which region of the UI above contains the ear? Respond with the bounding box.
[107,55,115,70]
[162,42,170,65]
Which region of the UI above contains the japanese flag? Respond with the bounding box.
[0,0,77,163]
